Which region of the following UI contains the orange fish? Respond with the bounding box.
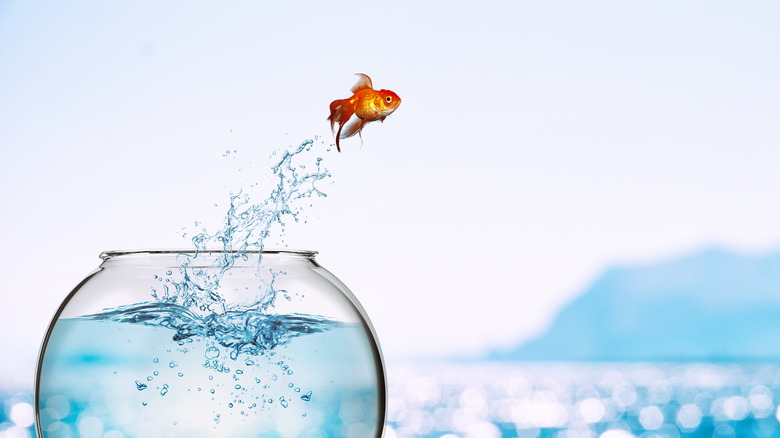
[327,73,401,152]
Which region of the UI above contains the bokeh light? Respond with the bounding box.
[385,362,780,437]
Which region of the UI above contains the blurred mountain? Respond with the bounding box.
[493,247,780,361]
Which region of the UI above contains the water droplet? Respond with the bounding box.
[288,383,294,388]
[169,361,176,368]
[280,397,288,408]
[113,371,117,375]
[236,369,243,374]
[235,384,241,390]
[153,358,159,363]
[147,376,153,381]
[300,391,312,402]
[142,402,147,406]
[178,372,183,377]
[135,380,148,391]
[228,403,233,408]
[153,371,159,376]
[210,389,215,394]
[160,384,169,396]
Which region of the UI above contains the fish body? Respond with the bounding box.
[328,73,401,152]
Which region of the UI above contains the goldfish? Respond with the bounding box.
[327,73,401,152]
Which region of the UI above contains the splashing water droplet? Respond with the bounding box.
[135,380,148,391]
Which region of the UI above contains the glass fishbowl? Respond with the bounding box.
[35,250,386,438]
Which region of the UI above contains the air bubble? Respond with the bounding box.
[205,346,220,359]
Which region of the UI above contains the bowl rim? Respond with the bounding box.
[100,249,318,260]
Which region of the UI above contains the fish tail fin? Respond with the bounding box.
[328,99,354,152]
[334,119,345,152]
[327,99,350,133]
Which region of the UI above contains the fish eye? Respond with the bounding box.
[385,96,392,103]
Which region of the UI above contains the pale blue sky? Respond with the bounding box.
[2,0,780,384]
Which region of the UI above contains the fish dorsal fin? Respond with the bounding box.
[351,73,373,93]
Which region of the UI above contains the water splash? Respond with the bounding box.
[80,138,335,357]
[80,302,344,357]
[153,138,330,317]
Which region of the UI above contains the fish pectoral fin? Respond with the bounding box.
[340,117,366,140]
[351,73,373,94]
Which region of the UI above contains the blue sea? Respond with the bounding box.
[384,362,780,438]
[5,361,780,437]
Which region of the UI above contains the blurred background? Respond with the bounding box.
[2,1,780,437]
